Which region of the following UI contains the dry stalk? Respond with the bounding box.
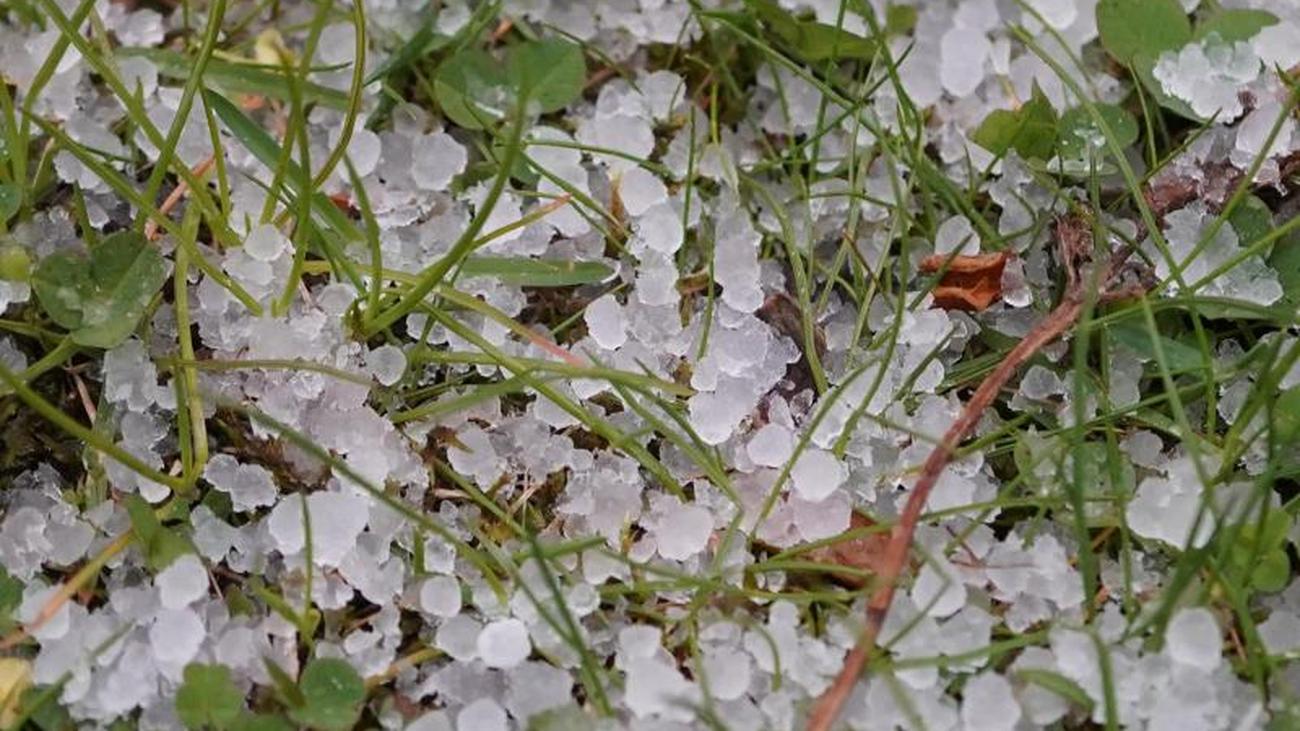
[807,215,1149,731]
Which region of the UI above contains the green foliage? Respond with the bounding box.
[124,494,193,572]
[285,659,366,731]
[1228,195,1274,253]
[1015,668,1095,712]
[434,38,586,129]
[0,183,19,224]
[971,87,1058,161]
[119,48,349,109]
[0,243,31,282]
[528,705,596,731]
[1096,0,1190,66]
[0,566,23,635]
[1275,386,1300,447]
[1096,0,1202,119]
[31,230,168,349]
[1225,510,1294,594]
[1057,103,1138,160]
[176,664,244,730]
[744,0,875,61]
[1107,321,1205,373]
[507,39,588,115]
[229,714,293,731]
[459,256,613,286]
[1268,230,1300,307]
[1193,9,1278,43]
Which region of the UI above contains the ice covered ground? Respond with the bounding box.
[0,0,1299,729]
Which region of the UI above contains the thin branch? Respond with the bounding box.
[807,216,1141,731]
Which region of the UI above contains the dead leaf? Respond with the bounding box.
[802,513,892,589]
[918,251,1011,311]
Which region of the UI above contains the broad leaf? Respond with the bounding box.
[32,231,168,349]
[745,0,875,61]
[434,47,511,130]
[1194,9,1277,43]
[176,664,244,730]
[971,87,1058,161]
[1268,230,1300,307]
[1107,321,1204,372]
[1058,103,1138,159]
[508,38,586,114]
[0,244,30,282]
[287,659,365,731]
[0,183,19,224]
[1096,0,1191,66]
[435,39,586,129]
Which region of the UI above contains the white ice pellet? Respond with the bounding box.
[419,575,462,618]
[653,502,713,561]
[960,671,1020,731]
[584,294,628,350]
[149,607,205,666]
[747,423,794,467]
[456,697,507,731]
[243,224,289,262]
[411,132,468,191]
[436,615,481,662]
[790,448,846,502]
[155,554,208,609]
[624,657,696,720]
[637,202,684,255]
[940,26,991,97]
[1257,610,1300,655]
[935,214,979,256]
[477,618,532,669]
[366,344,406,386]
[1165,607,1221,671]
[1153,36,1260,123]
[619,167,668,217]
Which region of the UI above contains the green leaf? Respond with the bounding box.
[1107,321,1205,372]
[124,494,194,572]
[287,659,365,731]
[1132,53,1202,121]
[119,49,349,109]
[434,47,511,130]
[0,244,31,282]
[1250,548,1290,593]
[971,87,1058,161]
[1269,230,1300,307]
[1275,386,1300,446]
[1194,9,1278,43]
[31,231,168,349]
[508,38,586,114]
[1096,0,1191,65]
[1015,668,1095,711]
[0,183,19,224]
[744,0,875,61]
[460,256,613,286]
[528,705,595,731]
[205,90,359,243]
[261,658,304,709]
[1058,103,1138,159]
[230,713,294,731]
[434,39,586,130]
[0,567,22,635]
[176,664,244,730]
[1229,195,1274,255]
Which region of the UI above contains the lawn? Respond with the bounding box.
[0,0,1298,729]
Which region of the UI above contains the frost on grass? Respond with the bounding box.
[1,0,1299,728]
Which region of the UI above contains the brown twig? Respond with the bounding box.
[807,216,1145,731]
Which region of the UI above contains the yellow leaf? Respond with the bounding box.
[0,657,32,728]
